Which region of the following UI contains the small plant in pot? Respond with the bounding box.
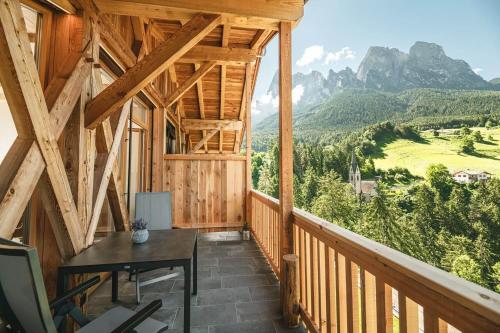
[131,218,149,244]
[242,222,250,241]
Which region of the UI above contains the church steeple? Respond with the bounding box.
[349,150,362,194]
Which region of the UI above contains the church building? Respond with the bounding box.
[349,151,378,199]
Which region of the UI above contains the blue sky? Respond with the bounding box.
[254,0,500,99]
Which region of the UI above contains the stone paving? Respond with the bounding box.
[87,232,307,333]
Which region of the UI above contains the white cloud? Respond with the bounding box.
[296,45,324,67]
[257,92,273,104]
[292,84,304,104]
[324,47,356,65]
[473,68,483,75]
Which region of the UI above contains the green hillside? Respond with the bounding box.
[373,127,500,177]
[254,88,500,139]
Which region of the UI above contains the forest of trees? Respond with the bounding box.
[253,89,500,151]
[251,132,500,291]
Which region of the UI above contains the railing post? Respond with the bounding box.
[283,254,300,327]
[278,20,294,311]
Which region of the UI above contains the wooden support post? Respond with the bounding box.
[0,0,84,254]
[245,61,252,226]
[278,21,293,307]
[86,101,131,245]
[283,254,300,327]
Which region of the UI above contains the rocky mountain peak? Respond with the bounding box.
[409,41,446,60]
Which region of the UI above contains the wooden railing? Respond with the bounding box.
[250,190,500,333]
[250,190,281,275]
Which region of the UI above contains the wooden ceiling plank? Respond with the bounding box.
[182,119,243,131]
[85,13,221,129]
[94,0,304,23]
[165,61,216,107]
[179,45,257,64]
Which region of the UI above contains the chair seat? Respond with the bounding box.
[76,306,167,333]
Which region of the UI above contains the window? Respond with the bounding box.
[165,121,177,154]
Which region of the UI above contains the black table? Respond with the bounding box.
[57,229,198,333]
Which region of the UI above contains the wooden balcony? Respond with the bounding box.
[250,190,500,333]
[1,0,499,332]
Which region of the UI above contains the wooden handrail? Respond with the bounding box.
[250,189,280,210]
[249,190,500,332]
[164,154,246,161]
[292,207,500,332]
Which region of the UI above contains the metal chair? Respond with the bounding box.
[0,240,168,333]
[131,192,180,304]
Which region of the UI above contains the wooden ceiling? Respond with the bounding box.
[93,0,304,154]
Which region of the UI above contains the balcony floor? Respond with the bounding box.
[87,232,306,333]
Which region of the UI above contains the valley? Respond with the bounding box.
[373,127,500,177]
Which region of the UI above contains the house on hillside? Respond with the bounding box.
[349,151,378,199]
[452,170,491,183]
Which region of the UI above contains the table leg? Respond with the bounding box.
[193,238,197,295]
[184,261,191,333]
[112,271,118,302]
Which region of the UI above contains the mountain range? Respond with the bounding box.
[253,41,500,140]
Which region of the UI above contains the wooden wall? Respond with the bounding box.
[163,155,246,230]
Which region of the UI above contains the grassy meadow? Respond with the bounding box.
[373,127,500,177]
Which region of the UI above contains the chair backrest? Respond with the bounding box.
[135,192,173,230]
[0,244,56,332]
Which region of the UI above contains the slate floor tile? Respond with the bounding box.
[173,303,237,328]
[196,287,251,305]
[236,300,281,322]
[172,277,222,291]
[209,320,277,333]
[222,274,276,288]
[250,285,280,301]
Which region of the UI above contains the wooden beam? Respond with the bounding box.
[150,24,256,65]
[94,0,304,23]
[178,45,257,65]
[99,14,136,69]
[85,13,221,129]
[188,128,219,154]
[245,60,252,225]
[47,47,92,138]
[0,0,83,253]
[234,63,252,153]
[131,16,145,56]
[164,154,246,161]
[278,21,293,308]
[250,29,270,50]
[164,61,216,107]
[45,0,76,14]
[0,43,90,241]
[182,119,243,131]
[219,25,230,152]
[86,101,131,246]
[0,139,44,238]
[194,63,208,152]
